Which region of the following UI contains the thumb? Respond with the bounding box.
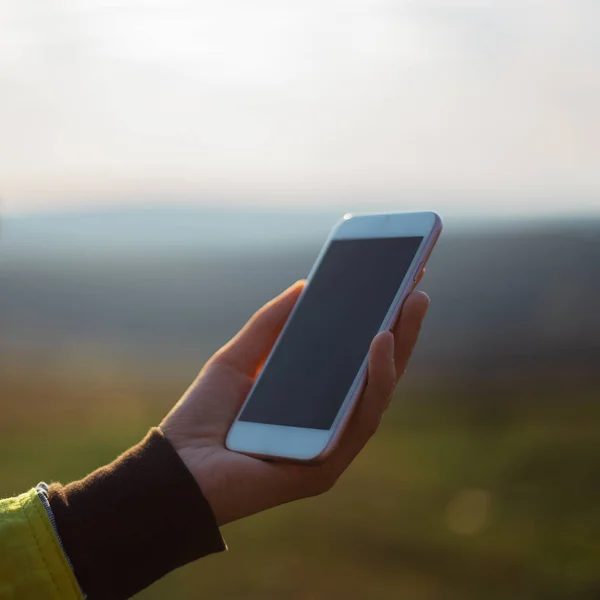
[214,281,305,377]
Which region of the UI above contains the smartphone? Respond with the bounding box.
[226,211,442,463]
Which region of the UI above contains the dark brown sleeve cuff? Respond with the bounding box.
[48,428,226,600]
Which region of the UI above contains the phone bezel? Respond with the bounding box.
[225,211,442,462]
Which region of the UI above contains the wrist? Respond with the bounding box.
[164,439,231,526]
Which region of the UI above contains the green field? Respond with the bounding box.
[2,367,599,599]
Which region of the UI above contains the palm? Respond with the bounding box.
[163,359,324,521]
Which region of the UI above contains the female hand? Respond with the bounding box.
[160,281,429,526]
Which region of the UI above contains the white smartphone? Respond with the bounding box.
[226,211,442,463]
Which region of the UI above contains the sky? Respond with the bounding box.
[0,0,599,216]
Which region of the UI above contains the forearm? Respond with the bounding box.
[48,428,225,600]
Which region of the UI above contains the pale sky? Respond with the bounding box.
[0,0,598,216]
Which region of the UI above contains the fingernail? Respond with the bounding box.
[385,331,394,360]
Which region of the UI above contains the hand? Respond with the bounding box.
[160,281,429,526]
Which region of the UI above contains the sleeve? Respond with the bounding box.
[48,428,226,600]
[0,487,83,600]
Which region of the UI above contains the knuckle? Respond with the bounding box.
[366,414,382,437]
[375,380,394,403]
[310,470,337,496]
[251,307,265,325]
[319,475,337,494]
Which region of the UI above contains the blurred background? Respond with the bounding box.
[1,1,599,598]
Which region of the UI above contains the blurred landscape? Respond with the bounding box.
[1,208,600,599]
[2,0,599,596]
[2,208,599,383]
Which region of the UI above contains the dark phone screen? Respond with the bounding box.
[239,236,423,430]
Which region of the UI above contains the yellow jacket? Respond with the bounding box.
[0,488,82,600]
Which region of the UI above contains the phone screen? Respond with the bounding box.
[239,236,424,430]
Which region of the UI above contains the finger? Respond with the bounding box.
[393,291,430,378]
[364,331,396,421]
[322,295,429,476]
[327,331,396,469]
[214,280,305,377]
[414,266,426,286]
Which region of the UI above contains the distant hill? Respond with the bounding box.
[0,207,338,260]
[1,209,599,386]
